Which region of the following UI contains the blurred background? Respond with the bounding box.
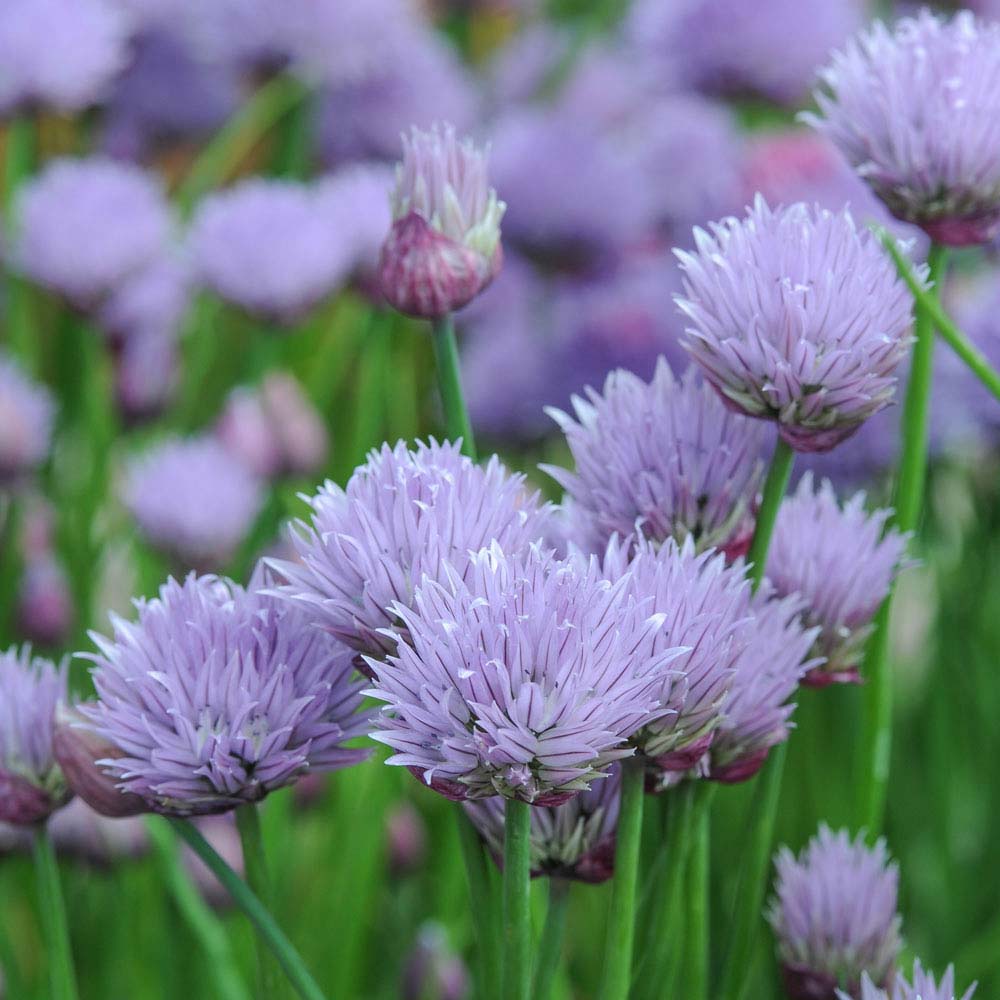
[1,0,999,996]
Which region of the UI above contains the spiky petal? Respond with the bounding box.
[842,962,977,1000]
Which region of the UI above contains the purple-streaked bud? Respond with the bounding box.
[379,123,505,319]
[402,924,470,1000]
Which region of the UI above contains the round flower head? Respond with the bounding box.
[189,178,353,324]
[545,360,767,560]
[0,647,71,825]
[379,123,505,319]
[767,474,907,686]
[122,436,264,571]
[843,962,977,1000]
[72,571,371,817]
[114,326,179,424]
[676,197,918,453]
[0,351,56,482]
[270,439,549,662]
[369,542,683,803]
[13,157,172,309]
[463,763,621,882]
[707,586,819,783]
[768,826,902,999]
[0,0,128,116]
[808,12,1000,247]
[98,252,192,345]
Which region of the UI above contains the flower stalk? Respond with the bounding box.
[747,436,796,591]
[32,824,79,1000]
[456,811,500,1000]
[431,314,477,460]
[533,879,571,1000]
[501,797,532,1000]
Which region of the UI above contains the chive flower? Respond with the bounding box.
[844,962,977,1000]
[0,351,55,483]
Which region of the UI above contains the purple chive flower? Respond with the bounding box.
[0,647,71,825]
[545,360,767,560]
[69,571,371,817]
[122,436,264,570]
[98,252,192,346]
[369,542,682,803]
[707,586,818,783]
[114,325,180,423]
[379,123,505,319]
[17,556,74,648]
[808,12,1000,247]
[676,197,919,453]
[463,763,621,883]
[270,440,549,661]
[0,351,56,482]
[767,474,907,686]
[189,178,353,324]
[0,0,128,116]
[844,962,977,1000]
[13,157,172,309]
[402,924,470,1000]
[768,826,902,1000]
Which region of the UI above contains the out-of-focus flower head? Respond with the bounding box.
[402,923,470,1000]
[98,252,192,345]
[369,542,683,803]
[17,556,74,648]
[808,11,1000,247]
[122,436,264,570]
[707,585,818,783]
[379,123,505,319]
[768,825,902,1000]
[270,440,549,661]
[114,326,179,424]
[189,178,353,324]
[0,0,128,116]
[676,197,919,453]
[843,962,977,1000]
[463,763,620,882]
[767,475,907,686]
[68,570,371,817]
[545,360,766,560]
[13,157,172,309]
[0,647,70,825]
[0,351,56,482]
[215,373,328,480]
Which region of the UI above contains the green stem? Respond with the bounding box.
[456,811,500,1000]
[430,314,476,460]
[879,231,1000,402]
[597,757,645,1000]
[146,820,249,1000]
[31,825,78,1000]
[858,242,948,834]
[169,818,327,1000]
[746,436,795,591]
[532,879,571,1000]
[501,798,532,1000]
[687,802,711,1000]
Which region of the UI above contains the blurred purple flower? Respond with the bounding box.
[768,826,902,1000]
[13,157,172,309]
[676,198,918,453]
[369,542,682,803]
[808,11,1000,247]
[463,763,620,882]
[17,556,74,648]
[766,475,907,686]
[402,923,470,1000]
[545,360,766,559]
[114,325,179,423]
[844,962,977,1000]
[98,252,192,345]
[270,440,550,660]
[122,436,264,570]
[74,571,371,817]
[0,0,128,115]
[0,647,70,825]
[0,351,55,482]
[189,178,353,324]
[386,801,428,877]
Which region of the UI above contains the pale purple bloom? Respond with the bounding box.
[369,542,682,803]
[17,556,74,648]
[74,571,371,817]
[0,647,70,825]
[808,11,1000,247]
[379,124,505,319]
[0,351,56,482]
[463,763,621,882]
[0,0,128,115]
[13,157,172,309]
[844,962,977,1000]
[545,360,767,559]
[114,326,179,423]
[122,436,264,570]
[270,440,550,660]
[189,178,353,324]
[676,198,918,453]
[768,826,902,1000]
[767,475,907,686]
[98,252,192,344]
